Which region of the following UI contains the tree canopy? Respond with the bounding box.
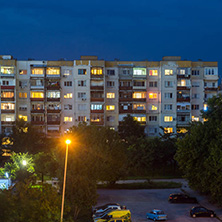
[176,95,222,204]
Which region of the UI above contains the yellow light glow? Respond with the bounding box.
[65,139,71,145]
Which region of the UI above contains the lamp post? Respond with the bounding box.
[60,139,71,222]
[22,160,27,166]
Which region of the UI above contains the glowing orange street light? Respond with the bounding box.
[60,139,71,222]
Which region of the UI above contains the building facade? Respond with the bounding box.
[0,55,218,137]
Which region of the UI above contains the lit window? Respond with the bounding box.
[204,104,208,111]
[133,92,146,99]
[19,92,27,98]
[78,116,87,122]
[177,128,188,133]
[91,68,103,75]
[150,105,158,110]
[19,115,28,121]
[19,70,27,75]
[31,92,44,98]
[46,67,60,75]
[1,67,14,74]
[31,68,44,75]
[165,69,173,75]
[164,127,173,133]
[133,68,146,75]
[63,69,71,76]
[2,92,14,98]
[91,104,102,110]
[133,104,146,110]
[64,117,73,122]
[5,117,12,122]
[192,116,199,122]
[47,91,60,98]
[149,70,158,76]
[134,116,146,122]
[164,116,173,122]
[1,103,15,110]
[107,93,115,99]
[149,93,157,99]
[106,105,115,111]
[91,115,101,122]
[64,93,73,99]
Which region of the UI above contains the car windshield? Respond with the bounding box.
[157,211,164,215]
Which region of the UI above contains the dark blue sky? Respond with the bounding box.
[1,0,222,68]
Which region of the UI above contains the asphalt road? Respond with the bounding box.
[96,187,220,222]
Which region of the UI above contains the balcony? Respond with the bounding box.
[177,74,190,79]
[119,86,133,90]
[31,121,45,125]
[30,85,44,90]
[46,85,60,90]
[204,87,218,91]
[1,73,15,78]
[91,98,104,102]
[31,109,45,113]
[90,86,104,90]
[1,110,15,114]
[1,97,15,102]
[47,121,60,125]
[30,98,44,102]
[47,98,60,102]
[1,86,15,90]
[1,121,15,125]
[177,121,190,127]
[46,131,61,138]
[177,86,191,90]
[132,109,146,114]
[133,98,146,102]
[119,97,133,102]
[47,109,61,113]
[90,110,104,114]
[177,97,190,102]
[119,107,133,114]
[90,121,104,126]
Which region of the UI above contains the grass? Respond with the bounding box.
[97,181,182,189]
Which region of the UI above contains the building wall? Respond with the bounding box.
[0,56,219,137]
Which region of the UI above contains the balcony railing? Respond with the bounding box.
[132,109,146,114]
[177,97,190,102]
[119,97,133,102]
[90,121,104,126]
[47,109,61,113]
[119,86,133,90]
[177,86,191,90]
[1,86,15,89]
[1,110,15,113]
[1,121,15,125]
[47,121,60,125]
[1,97,15,101]
[31,109,45,113]
[47,98,60,102]
[31,121,45,125]
[90,110,104,113]
[90,86,104,90]
[30,98,44,101]
[91,98,104,102]
[132,98,146,102]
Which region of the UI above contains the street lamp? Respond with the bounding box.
[60,139,71,222]
[22,160,27,166]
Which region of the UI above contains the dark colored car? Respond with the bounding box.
[190,206,216,218]
[168,193,197,203]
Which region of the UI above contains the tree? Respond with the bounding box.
[4,152,35,181]
[118,114,145,145]
[0,179,62,222]
[175,95,222,204]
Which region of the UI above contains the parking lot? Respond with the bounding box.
[96,182,222,222]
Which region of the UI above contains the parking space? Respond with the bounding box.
[96,187,220,222]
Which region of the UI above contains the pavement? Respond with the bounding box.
[114,178,222,221]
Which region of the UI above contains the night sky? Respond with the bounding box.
[1,0,222,75]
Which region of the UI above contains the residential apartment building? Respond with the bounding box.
[0,55,218,137]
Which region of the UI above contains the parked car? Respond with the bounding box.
[101,218,131,222]
[168,193,197,203]
[93,203,122,214]
[190,206,216,218]
[93,209,131,222]
[146,209,167,221]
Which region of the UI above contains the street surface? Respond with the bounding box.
[96,179,222,222]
